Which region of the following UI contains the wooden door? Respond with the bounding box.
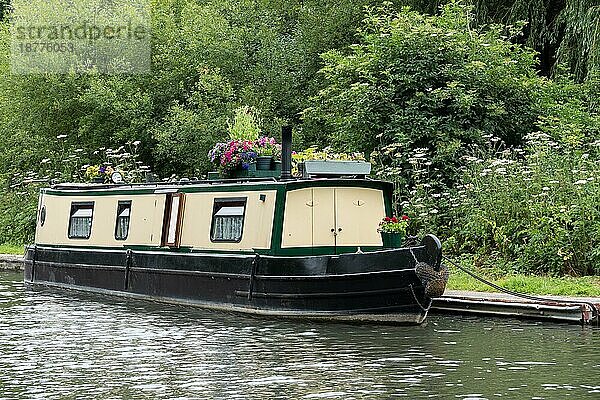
[312,188,336,248]
[281,188,314,248]
[335,188,385,247]
[161,193,185,247]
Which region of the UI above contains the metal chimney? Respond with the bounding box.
[281,125,292,180]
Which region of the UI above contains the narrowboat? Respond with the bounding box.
[24,129,448,325]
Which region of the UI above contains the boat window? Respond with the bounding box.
[68,202,94,239]
[211,198,247,242]
[115,201,132,240]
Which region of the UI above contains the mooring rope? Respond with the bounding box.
[409,283,432,312]
[442,255,599,326]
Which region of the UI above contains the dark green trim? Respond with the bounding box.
[44,188,157,196]
[179,184,281,194]
[383,186,393,217]
[32,243,381,256]
[285,179,393,192]
[275,246,383,256]
[269,186,287,255]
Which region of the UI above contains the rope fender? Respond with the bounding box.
[415,261,449,298]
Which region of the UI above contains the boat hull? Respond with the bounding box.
[23,236,443,325]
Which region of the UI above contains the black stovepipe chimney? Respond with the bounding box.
[281,125,292,180]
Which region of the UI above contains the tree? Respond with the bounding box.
[304,1,544,196]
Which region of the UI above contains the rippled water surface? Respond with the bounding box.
[1,271,598,399]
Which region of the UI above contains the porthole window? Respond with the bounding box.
[115,201,132,240]
[40,206,46,227]
[68,202,94,239]
[210,198,247,242]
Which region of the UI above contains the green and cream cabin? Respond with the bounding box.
[35,179,394,256]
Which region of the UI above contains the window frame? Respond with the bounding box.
[161,193,185,247]
[114,200,132,241]
[210,197,247,243]
[67,201,95,240]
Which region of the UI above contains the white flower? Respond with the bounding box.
[574,179,587,185]
[56,134,67,139]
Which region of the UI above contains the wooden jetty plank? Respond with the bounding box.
[433,290,600,324]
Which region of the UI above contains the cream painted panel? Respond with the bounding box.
[35,194,163,247]
[151,196,167,244]
[335,188,385,246]
[312,188,335,247]
[281,188,313,248]
[180,190,276,251]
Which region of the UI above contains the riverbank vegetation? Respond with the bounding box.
[0,243,23,256]
[1,1,599,282]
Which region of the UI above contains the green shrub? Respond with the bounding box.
[304,1,543,194]
[0,185,38,245]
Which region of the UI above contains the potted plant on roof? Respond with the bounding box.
[378,215,410,249]
[85,165,115,183]
[291,146,369,177]
[254,136,281,170]
[208,140,257,178]
[208,106,263,178]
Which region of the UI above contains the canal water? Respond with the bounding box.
[1,271,598,399]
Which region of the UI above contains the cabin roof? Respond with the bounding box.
[46,177,393,196]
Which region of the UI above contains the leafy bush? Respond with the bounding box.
[304,0,543,195]
[0,183,38,245]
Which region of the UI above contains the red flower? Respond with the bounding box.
[401,215,410,221]
[391,217,398,223]
[384,217,391,222]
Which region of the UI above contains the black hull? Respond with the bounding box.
[23,236,443,325]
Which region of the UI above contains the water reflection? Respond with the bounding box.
[0,271,598,399]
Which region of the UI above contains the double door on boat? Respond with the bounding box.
[282,187,385,252]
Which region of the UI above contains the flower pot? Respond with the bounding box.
[381,232,403,249]
[229,163,256,178]
[256,156,273,170]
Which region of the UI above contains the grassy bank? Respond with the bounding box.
[0,244,24,256]
[446,264,600,297]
